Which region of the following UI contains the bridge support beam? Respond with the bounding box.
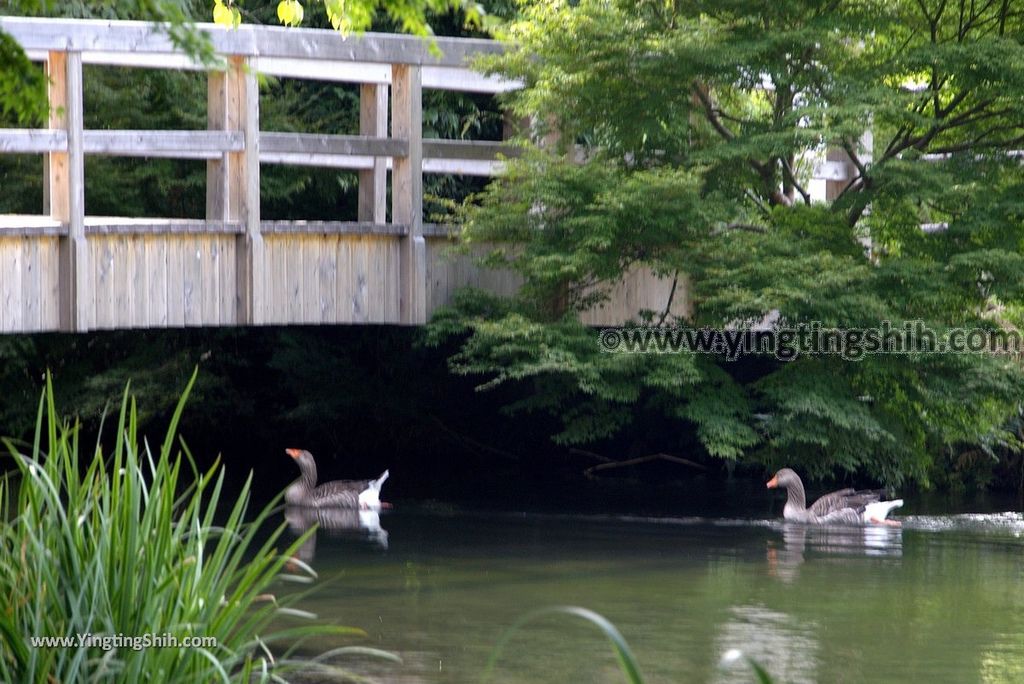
[358,83,388,224]
[392,64,426,325]
[49,50,90,332]
[210,56,264,325]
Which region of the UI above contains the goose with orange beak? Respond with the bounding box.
[285,448,389,509]
[767,468,902,526]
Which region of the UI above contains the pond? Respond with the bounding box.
[284,506,1024,683]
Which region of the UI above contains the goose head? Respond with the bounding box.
[766,468,800,491]
[286,448,318,489]
[766,467,809,514]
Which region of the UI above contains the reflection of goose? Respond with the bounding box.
[284,448,389,509]
[767,468,902,525]
[285,505,389,560]
[768,522,902,582]
[784,522,902,556]
[766,525,808,583]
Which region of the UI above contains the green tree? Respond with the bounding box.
[427,0,1024,485]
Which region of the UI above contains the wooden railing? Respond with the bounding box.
[0,16,542,332]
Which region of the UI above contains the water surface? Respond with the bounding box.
[286,508,1024,683]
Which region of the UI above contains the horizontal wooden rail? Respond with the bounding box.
[0,128,243,158]
[84,130,244,158]
[260,220,408,236]
[19,50,521,93]
[0,215,467,238]
[261,132,407,158]
[0,16,505,67]
[0,129,67,153]
[0,215,66,236]
[423,139,522,161]
[85,218,243,235]
[0,129,516,172]
[4,16,522,94]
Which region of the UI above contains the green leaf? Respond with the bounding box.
[212,1,233,27]
[484,606,645,684]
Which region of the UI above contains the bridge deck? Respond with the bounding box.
[0,17,690,333]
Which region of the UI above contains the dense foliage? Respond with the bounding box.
[427,0,1024,485]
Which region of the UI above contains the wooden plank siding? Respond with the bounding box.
[424,238,521,315]
[77,233,236,330]
[0,235,61,332]
[578,270,691,327]
[257,234,402,325]
[0,223,685,330]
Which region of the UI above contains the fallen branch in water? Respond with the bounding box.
[429,415,521,461]
[569,449,708,478]
[568,447,614,463]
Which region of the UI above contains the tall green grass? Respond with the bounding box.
[0,372,363,683]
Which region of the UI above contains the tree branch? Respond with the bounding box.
[691,80,736,141]
[712,222,769,235]
[780,155,811,204]
[657,270,680,327]
[580,451,709,479]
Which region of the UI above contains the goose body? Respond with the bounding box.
[767,468,902,526]
[285,448,389,509]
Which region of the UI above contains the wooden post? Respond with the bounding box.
[49,50,90,331]
[392,64,425,324]
[218,56,263,324]
[206,70,229,222]
[358,83,388,224]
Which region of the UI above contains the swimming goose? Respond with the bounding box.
[766,468,902,526]
[285,448,389,509]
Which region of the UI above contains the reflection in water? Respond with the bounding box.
[285,506,389,564]
[767,523,902,583]
[902,512,1024,534]
[276,510,1024,682]
[980,632,1024,683]
[714,604,820,684]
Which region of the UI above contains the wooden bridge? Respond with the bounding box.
[0,16,688,333]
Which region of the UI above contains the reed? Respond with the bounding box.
[483,606,646,684]
[0,371,361,683]
[484,605,776,684]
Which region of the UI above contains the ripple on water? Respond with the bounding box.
[612,512,1024,536]
[901,512,1024,535]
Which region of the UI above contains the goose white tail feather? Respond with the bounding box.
[371,470,389,490]
[863,499,903,523]
[358,470,389,510]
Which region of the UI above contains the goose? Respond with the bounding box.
[766,468,902,526]
[285,448,389,509]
